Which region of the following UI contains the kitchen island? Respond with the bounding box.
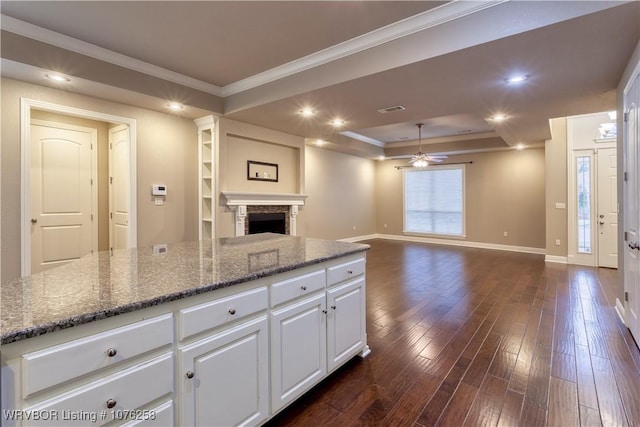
[1,233,370,426]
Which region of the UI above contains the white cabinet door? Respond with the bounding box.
[179,316,269,427]
[270,293,326,413]
[327,277,366,372]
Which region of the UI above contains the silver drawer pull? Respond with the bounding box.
[228,308,236,315]
[347,270,353,275]
[106,348,117,357]
[322,309,328,314]
[106,399,117,409]
[186,371,195,379]
[301,285,307,291]
[331,305,337,310]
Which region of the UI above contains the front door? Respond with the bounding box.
[597,147,618,268]
[624,71,640,344]
[30,120,96,273]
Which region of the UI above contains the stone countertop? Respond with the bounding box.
[1,234,369,345]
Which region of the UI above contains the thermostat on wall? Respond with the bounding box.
[152,184,167,196]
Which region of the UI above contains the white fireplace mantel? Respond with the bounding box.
[222,192,308,236]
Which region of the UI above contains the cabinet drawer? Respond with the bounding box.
[24,353,173,427]
[179,286,268,340]
[327,258,365,287]
[22,314,173,398]
[271,269,326,307]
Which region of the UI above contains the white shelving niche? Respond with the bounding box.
[195,115,217,241]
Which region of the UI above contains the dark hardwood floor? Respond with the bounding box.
[265,239,640,426]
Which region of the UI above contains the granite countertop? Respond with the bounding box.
[1,234,369,345]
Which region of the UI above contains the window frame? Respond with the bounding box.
[402,164,466,239]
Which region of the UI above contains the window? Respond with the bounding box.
[404,165,465,236]
[577,156,592,253]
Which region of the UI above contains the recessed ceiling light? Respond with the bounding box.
[378,156,385,161]
[167,102,184,111]
[315,139,325,146]
[299,107,315,117]
[490,114,508,122]
[505,74,528,84]
[330,118,345,127]
[516,143,526,150]
[45,73,70,82]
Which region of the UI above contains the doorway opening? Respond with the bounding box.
[567,111,618,268]
[21,99,137,276]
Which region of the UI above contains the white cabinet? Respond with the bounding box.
[270,292,327,413]
[179,316,269,427]
[194,115,217,240]
[24,353,173,427]
[327,277,366,372]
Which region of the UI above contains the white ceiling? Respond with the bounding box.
[1,1,638,159]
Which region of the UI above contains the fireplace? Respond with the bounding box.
[223,192,308,237]
[248,212,286,235]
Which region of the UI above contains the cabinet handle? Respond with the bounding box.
[347,270,353,275]
[228,308,236,315]
[186,371,195,379]
[301,285,307,291]
[322,309,328,314]
[106,348,117,357]
[106,399,117,409]
[331,305,337,310]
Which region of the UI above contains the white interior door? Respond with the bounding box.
[30,121,97,273]
[597,148,618,268]
[109,125,130,251]
[624,72,640,345]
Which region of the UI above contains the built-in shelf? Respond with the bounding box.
[195,115,217,241]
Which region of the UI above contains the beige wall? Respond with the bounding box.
[545,118,569,258]
[226,135,298,193]
[215,118,305,237]
[1,78,198,282]
[376,148,546,249]
[303,146,376,240]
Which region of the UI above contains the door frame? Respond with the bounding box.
[20,98,138,277]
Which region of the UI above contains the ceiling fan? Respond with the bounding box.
[408,123,448,167]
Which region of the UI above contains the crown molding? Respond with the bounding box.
[2,1,505,99]
[339,131,385,148]
[220,0,507,96]
[1,14,223,96]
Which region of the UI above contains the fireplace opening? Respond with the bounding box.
[248,212,286,235]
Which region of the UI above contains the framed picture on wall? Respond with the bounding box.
[247,160,279,182]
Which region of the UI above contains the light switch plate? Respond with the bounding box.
[555,202,566,209]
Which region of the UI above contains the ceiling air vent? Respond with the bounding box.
[377,105,406,114]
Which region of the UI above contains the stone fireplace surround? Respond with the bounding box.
[222,192,308,237]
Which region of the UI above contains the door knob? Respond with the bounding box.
[599,214,605,218]
[629,242,640,250]
[30,218,37,224]
[599,220,605,225]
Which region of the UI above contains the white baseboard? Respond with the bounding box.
[338,234,378,243]
[545,255,568,264]
[368,233,545,255]
[615,298,626,325]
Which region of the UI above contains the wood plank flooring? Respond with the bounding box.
[264,239,640,427]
